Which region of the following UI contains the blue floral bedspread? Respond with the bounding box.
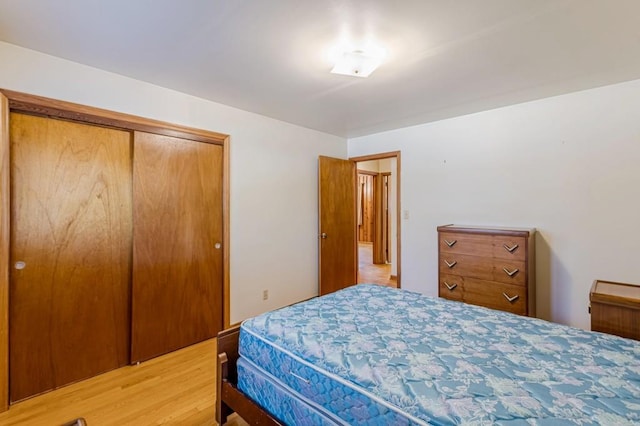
[240,284,640,425]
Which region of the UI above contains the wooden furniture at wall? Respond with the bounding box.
[0,89,230,410]
[438,225,536,316]
[590,279,640,341]
[217,326,281,425]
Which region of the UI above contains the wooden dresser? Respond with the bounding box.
[590,280,640,341]
[437,225,536,316]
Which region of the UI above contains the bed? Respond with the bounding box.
[216,284,640,425]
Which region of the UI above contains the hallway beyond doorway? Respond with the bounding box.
[357,242,397,288]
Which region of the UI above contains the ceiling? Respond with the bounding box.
[1,0,640,138]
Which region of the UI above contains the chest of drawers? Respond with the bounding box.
[590,280,640,340]
[437,225,536,316]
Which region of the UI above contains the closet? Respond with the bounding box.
[0,90,228,406]
[131,131,223,363]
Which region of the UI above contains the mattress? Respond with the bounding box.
[238,284,640,425]
[237,356,345,425]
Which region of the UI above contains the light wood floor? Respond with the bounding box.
[0,338,247,426]
[357,242,397,287]
[0,248,394,426]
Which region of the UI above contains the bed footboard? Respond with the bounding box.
[216,325,283,425]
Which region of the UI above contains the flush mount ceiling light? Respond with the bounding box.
[328,38,387,78]
[330,50,382,78]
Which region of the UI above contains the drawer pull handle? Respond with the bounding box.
[503,293,519,303]
[444,282,458,291]
[503,267,519,277]
[444,239,457,247]
[503,243,519,253]
[444,260,457,268]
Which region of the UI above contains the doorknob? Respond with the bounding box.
[14,261,26,270]
[214,243,221,249]
[320,233,327,239]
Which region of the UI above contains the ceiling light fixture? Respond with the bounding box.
[331,49,382,78]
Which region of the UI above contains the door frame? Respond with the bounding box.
[0,89,231,412]
[350,151,401,287]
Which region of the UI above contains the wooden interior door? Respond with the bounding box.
[357,173,375,243]
[318,156,356,296]
[9,113,132,402]
[131,131,223,363]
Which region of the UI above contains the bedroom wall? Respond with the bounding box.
[348,78,640,331]
[0,41,347,324]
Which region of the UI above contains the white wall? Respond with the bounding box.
[357,160,380,172]
[0,42,347,324]
[349,78,640,330]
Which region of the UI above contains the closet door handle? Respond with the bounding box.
[503,293,519,303]
[444,260,457,268]
[444,282,457,291]
[444,239,457,247]
[503,267,519,277]
[320,233,328,239]
[503,243,519,253]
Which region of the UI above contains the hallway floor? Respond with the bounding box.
[357,242,397,288]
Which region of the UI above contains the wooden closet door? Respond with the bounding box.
[131,131,223,363]
[9,113,132,402]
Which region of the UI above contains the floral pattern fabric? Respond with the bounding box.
[239,284,640,425]
[237,357,346,425]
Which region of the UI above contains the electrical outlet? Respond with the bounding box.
[262,289,269,300]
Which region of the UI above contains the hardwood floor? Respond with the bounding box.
[357,242,397,287]
[0,246,395,426]
[0,338,242,425]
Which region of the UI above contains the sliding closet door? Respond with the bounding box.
[131,131,223,363]
[9,113,132,402]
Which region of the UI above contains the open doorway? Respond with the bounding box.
[351,152,400,288]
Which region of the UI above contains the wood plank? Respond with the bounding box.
[222,136,231,329]
[9,113,132,402]
[372,173,385,264]
[216,326,280,426]
[222,383,282,426]
[0,93,9,412]
[132,131,223,363]
[0,339,227,425]
[0,89,227,146]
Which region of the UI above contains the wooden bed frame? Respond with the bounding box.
[216,326,283,425]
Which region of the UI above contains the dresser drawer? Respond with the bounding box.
[463,278,527,315]
[439,274,463,301]
[437,224,535,317]
[440,253,526,286]
[439,232,526,260]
